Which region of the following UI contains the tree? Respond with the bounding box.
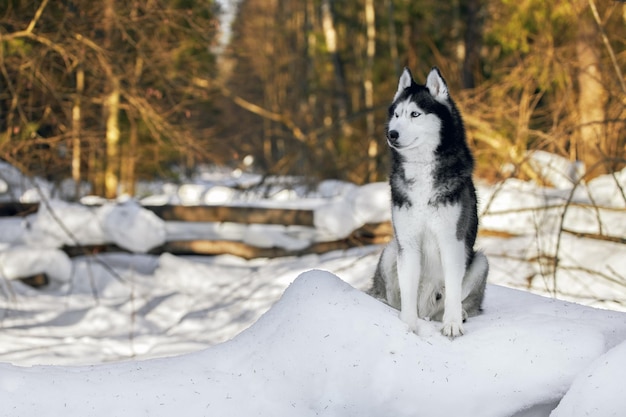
[462,0,625,181]
[575,0,607,173]
[3,0,624,188]
[364,0,378,182]
[0,0,219,198]
[461,0,483,89]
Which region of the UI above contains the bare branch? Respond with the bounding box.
[25,0,50,34]
[220,86,307,143]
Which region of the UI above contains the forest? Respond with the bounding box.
[0,0,624,198]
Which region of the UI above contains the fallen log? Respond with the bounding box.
[0,202,39,217]
[60,223,393,260]
[0,201,315,226]
[154,239,355,259]
[144,205,314,225]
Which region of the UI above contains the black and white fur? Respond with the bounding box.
[369,67,488,338]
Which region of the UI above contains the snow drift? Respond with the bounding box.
[2,270,625,417]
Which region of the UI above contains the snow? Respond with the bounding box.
[314,181,391,240]
[1,271,625,416]
[98,200,166,253]
[551,339,626,417]
[0,162,39,202]
[0,157,625,416]
[526,150,585,189]
[586,166,626,207]
[13,199,166,253]
[0,247,72,283]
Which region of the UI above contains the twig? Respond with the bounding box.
[552,158,626,298]
[610,170,626,207]
[24,0,50,34]
[561,228,626,244]
[220,86,308,144]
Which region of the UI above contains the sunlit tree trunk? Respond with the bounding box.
[71,64,84,200]
[321,0,348,127]
[120,115,137,196]
[120,50,143,196]
[104,77,120,199]
[364,0,377,182]
[103,0,120,198]
[575,1,606,171]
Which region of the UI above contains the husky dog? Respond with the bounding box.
[369,67,488,338]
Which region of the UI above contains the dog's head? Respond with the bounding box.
[386,67,453,151]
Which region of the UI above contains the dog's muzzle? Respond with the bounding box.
[387,129,400,148]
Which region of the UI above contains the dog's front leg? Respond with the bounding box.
[438,236,466,338]
[397,243,421,334]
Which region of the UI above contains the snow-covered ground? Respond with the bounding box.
[3,270,626,417]
[0,158,625,416]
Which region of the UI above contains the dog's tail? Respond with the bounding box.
[461,251,489,317]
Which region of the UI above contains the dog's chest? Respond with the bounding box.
[391,161,437,209]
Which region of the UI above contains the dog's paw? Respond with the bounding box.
[441,321,464,338]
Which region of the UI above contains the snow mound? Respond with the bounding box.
[527,150,585,189]
[314,182,390,240]
[586,166,626,207]
[98,200,166,253]
[2,270,625,416]
[21,199,165,253]
[23,200,105,248]
[0,246,72,282]
[0,162,34,202]
[551,340,626,417]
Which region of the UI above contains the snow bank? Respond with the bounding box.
[2,177,391,257]
[0,162,39,202]
[21,200,165,254]
[0,246,72,282]
[526,150,585,189]
[98,200,166,253]
[2,271,625,417]
[551,340,626,417]
[0,161,77,202]
[586,166,626,207]
[478,178,626,242]
[314,182,390,240]
[23,200,105,248]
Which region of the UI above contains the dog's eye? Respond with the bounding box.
[394,112,399,118]
[410,111,422,118]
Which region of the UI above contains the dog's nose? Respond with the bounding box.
[388,130,399,142]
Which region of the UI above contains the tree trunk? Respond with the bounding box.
[461,0,482,89]
[120,115,137,196]
[120,52,143,197]
[104,77,120,199]
[103,0,120,199]
[402,0,417,71]
[321,0,349,126]
[386,0,400,76]
[575,1,607,173]
[364,0,377,182]
[71,65,84,200]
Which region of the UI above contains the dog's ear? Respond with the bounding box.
[393,67,413,102]
[426,67,449,102]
